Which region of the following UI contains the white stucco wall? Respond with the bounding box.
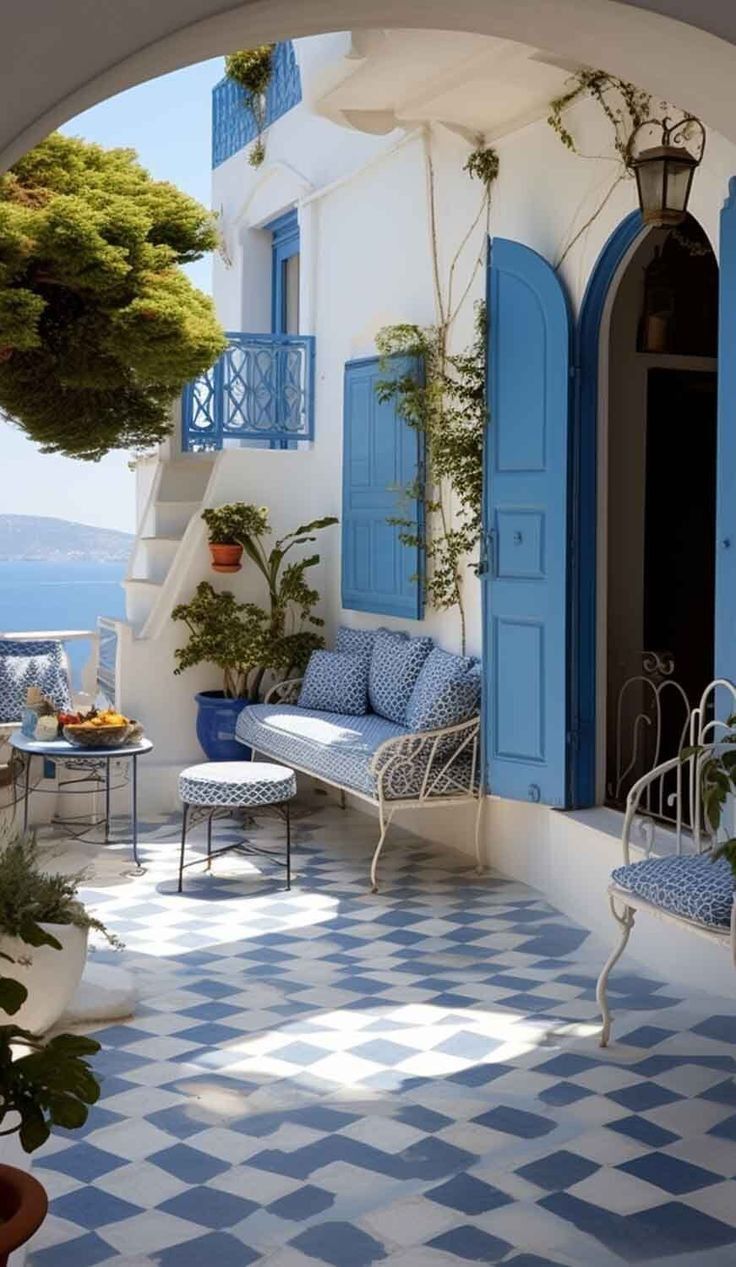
[124,46,736,996]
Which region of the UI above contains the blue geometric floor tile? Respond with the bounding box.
[23,805,736,1267]
[30,1235,115,1267]
[425,1173,513,1214]
[291,1220,387,1265]
[38,1145,126,1183]
[515,1149,599,1192]
[156,1231,259,1267]
[428,1224,513,1261]
[606,1114,679,1148]
[473,1105,556,1138]
[619,1152,721,1194]
[158,1186,259,1227]
[150,1142,231,1182]
[50,1189,142,1229]
[268,1183,335,1220]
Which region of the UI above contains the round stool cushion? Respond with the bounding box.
[179,762,297,808]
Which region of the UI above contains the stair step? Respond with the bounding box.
[136,536,180,584]
[124,577,163,631]
[154,499,200,537]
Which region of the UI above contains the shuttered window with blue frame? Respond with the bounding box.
[342,355,424,620]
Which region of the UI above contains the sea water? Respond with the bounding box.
[0,560,127,686]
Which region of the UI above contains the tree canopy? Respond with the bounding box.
[0,133,226,460]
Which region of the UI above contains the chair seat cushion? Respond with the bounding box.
[611,854,735,930]
[179,761,296,807]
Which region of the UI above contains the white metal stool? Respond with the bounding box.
[177,761,297,892]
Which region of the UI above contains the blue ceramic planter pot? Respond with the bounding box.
[194,691,251,761]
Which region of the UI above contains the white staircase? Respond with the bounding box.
[124,454,215,632]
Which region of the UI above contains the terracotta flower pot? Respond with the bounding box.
[209,543,243,573]
[0,1165,48,1266]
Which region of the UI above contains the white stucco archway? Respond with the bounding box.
[4,0,736,169]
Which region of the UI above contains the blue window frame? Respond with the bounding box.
[267,210,300,335]
[265,210,300,450]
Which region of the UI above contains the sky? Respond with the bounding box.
[0,57,224,533]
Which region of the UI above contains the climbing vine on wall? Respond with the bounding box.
[375,140,498,652]
[225,46,275,167]
[548,69,652,268]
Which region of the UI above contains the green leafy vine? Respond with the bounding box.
[548,69,652,268]
[375,139,498,652]
[225,46,275,168]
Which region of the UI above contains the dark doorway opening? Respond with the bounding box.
[604,217,718,810]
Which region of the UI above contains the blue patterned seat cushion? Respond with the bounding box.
[368,629,434,725]
[406,648,481,732]
[612,854,735,930]
[236,704,473,801]
[0,640,72,724]
[298,651,368,716]
[179,761,296,807]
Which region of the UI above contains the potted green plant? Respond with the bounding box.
[174,508,337,759]
[0,836,120,1037]
[0,835,102,1264]
[201,503,270,573]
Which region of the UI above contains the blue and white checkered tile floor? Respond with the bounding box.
[26,800,736,1267]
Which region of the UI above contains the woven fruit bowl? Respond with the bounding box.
[63,723,134,748]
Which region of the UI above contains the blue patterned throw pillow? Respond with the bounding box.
[298,651,369,716]
[335,626,376,665]
[406,648,481,732]
[0,640,72,724]
[368,629,434,724]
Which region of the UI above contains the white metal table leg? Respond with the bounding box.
[597,896,636,1048]
[474,794,484,874]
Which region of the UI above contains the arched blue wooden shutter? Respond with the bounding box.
[342,355,424,619]
[716,180,736,688]
[483,238,571,807]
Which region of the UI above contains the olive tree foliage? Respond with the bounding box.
[0,133,226,459]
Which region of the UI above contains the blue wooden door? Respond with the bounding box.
[716,180,736,689]
[483,238,572,806]
[342,355,424,619]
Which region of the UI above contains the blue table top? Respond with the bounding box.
[10,732,153,758]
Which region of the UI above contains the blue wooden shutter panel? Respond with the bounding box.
[342,356,424,619]
[483,238,572,807]
[716,179,736,691]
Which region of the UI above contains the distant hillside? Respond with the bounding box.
[0,515,133,563]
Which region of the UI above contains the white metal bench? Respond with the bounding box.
[598,679,736,1046]
[238,676,483,892]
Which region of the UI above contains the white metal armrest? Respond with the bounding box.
[264,678,304,705]
[370,715,480,803]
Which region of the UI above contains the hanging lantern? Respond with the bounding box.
[628,117,706,227]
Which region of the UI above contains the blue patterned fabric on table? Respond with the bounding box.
[368,629,433,724]
[0,639,72,724]
[612,853,735,929]
[179,761,297,808]
[335,625,376,664]
[406,648,481,732]
[298,650,369,716]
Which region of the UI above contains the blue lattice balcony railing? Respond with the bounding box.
[182,333,316,451]
[212,42,302,168]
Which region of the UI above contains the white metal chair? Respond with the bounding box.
[598,679,736,1046]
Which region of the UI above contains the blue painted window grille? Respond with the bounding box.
[182,332,316,451]
[212,42,302,168]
